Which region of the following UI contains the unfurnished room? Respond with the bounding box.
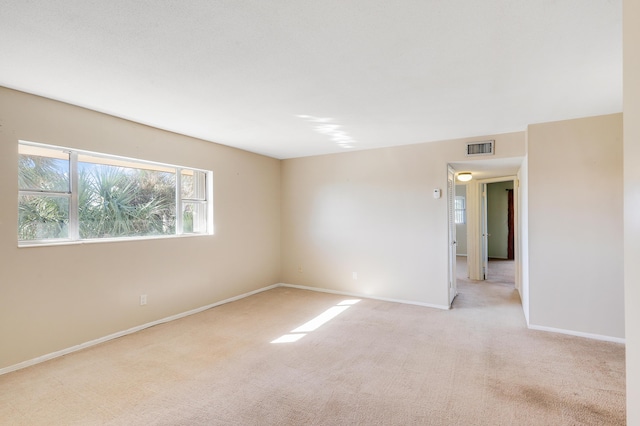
[1,1,640,425]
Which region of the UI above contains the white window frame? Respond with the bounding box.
[18,141,214,247]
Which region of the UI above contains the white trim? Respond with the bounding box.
[5,282,622,376]
[18,140,214,247]
[280,283,451,310]
[0,283,280,376]
[477,175,518,185]
[528,324,625,344]
[18,232,212,248]
[469,175,518,281]
[19,140,210,174]
[69,151,79,240]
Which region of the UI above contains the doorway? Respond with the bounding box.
[447,159,525,313]
[454,183,469,271]
[447,166,458,304]
[482,180,515,284]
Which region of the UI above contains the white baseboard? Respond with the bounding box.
[6,282,621,376]
[279,283,451,310]
[528,324,625,344]
[0,283,281,376]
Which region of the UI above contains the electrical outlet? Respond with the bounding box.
[140,294,147,306]
[352,272,358,280]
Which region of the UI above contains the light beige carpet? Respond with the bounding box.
[0,277,625,425]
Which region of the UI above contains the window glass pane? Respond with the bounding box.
[78,162,176,239]
[18,146,69,192]
[182,202,207,234]
[181,170,206,199]
[18,194,69,240]
[455,196,466,224]
[18,141,211,245]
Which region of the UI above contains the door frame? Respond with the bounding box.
[447,165,458,305]
[468,176,519,288]
[481,182,489,280]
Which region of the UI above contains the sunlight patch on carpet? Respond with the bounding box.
[271,299,361,343]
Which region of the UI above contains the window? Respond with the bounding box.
[454,196,466,224]
[18,141,213,245]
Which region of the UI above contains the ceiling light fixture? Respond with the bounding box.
[457,172,472,182]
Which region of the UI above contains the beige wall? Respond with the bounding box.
[528,114,624,339]
[0,87,282,370]
[1,83,631,394]
[281,132,525,307]
[624,0,640,422]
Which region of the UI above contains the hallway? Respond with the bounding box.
[456,256,515,285]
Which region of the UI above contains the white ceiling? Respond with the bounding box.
[0,1,621,159]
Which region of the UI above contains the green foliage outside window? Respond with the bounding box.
[18,143,209,243]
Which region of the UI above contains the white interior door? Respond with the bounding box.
[447,166,457,303]
[481,183,489,280]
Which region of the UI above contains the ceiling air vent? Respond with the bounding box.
[466,140,494,157]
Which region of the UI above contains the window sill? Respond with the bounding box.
[18,232,213,248]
